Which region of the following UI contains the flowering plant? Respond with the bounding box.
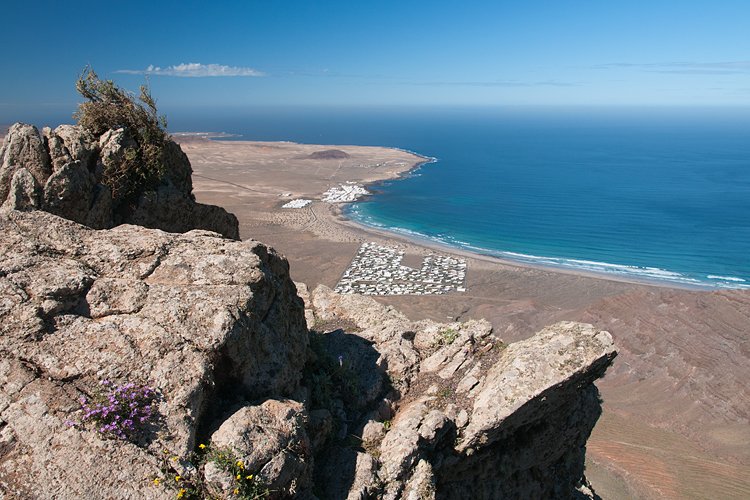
[68,380,157,441]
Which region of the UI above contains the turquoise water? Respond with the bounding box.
[170,107,750,289]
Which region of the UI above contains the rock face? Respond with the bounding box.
[0,210,306,499]
[0,210,615,499]
[0,122,239,239]
[305,286,616,500]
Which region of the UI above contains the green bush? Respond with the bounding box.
[74,66,170,205]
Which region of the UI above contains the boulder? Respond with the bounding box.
[0,210,307,499]
[0,168,41,212]
[43,124,98,171]
[42,160,97,224]
[0,123,51,203]
[0,122,239,239]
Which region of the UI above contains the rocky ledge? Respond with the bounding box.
[0,210,616,499]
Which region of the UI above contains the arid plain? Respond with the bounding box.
[177,134,750,500]
[3,120,747,499]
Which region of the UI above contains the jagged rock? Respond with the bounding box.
[203,461,236,497]
[306,285,614,500]
[84,182,113,229]
[210,399,310,474]
[43,124,98,171]
[361,420,385,443]
[209,398,312,499]
[258,450,309,499]
[0,209,307,499]
[1,122,239,239]
[42,160,97,224]
[159,140,193,195]
[402,459,436,500]
[0,123,51,203]
[0,168,41,211]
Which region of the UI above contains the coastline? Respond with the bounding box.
[177,133,685,293]
[176,134,675,339]
[331,204,704,291]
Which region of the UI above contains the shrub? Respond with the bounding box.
[429,327,460,348]
[67,380,157,441]
[73,65,170,204]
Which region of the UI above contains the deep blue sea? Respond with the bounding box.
[168,106,750,289]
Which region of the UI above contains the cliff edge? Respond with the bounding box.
[0,209,615,499]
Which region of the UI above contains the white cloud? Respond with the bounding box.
[116,63,266,77]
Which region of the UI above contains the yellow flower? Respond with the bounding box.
[175,476,181,482]
[234,490,239,495]
[237,461,244,468]
[236,474,241,480]
[246,475,252,480]
[153,478,160,485]
[172,456,179,461]
[199,443,206,449]
[163,450,168,454]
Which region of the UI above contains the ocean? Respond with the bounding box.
[168,106,750,289]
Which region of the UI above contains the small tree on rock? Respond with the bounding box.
[74,66,169,205]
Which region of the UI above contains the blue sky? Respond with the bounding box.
[2,0,750,124]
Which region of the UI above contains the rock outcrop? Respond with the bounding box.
[0,122,239,239]
[0,210,305,499]
[0,210,615,499]
[304,286,616,500]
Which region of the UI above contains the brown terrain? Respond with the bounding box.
[174,134,750,500]
[2,125,748,498]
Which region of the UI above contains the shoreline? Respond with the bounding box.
[344,211,711,291]
[176,133,701,293]
[324,201,702,292]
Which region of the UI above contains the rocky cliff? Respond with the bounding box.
[0,208,616,499]
[0,122,239,239]
[0,210,304,498]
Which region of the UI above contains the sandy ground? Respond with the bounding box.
[182,134,749,500]
[177,134,668,337]
[2,124,743,499]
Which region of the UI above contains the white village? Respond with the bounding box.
[334,242,467,295]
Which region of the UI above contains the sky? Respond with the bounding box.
[2,0,750,124]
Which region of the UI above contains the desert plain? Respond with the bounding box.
[2,120,748,499]
[177,134,750,500]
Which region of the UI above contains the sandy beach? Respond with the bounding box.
[178,134,750,500]
[177,133,666,341]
